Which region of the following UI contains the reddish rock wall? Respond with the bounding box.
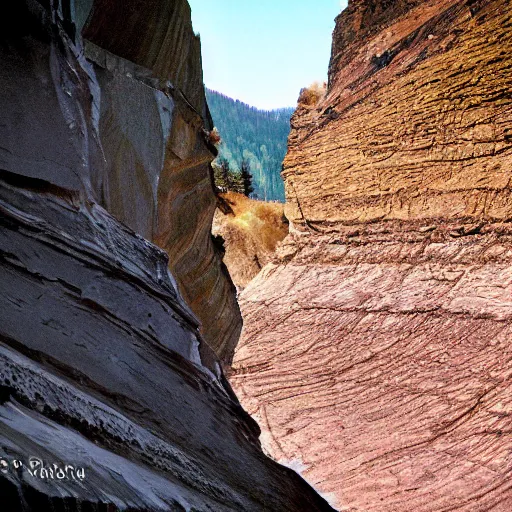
[232,1,512,509]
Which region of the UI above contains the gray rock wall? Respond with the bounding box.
[0,1,334,509]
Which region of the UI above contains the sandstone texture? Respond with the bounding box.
[212,192,289,290]
[0,1,333,510]
[232,1,512,510]
[285,0,512,228]
[0,0,241,362]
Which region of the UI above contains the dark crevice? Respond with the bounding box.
[0,384,12,404]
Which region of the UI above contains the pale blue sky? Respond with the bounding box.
[188,0,348,110]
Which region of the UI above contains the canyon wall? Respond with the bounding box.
[0,0,241,362]
[232,1,512,510]
[82,0,242,361]
[0,1,333,510]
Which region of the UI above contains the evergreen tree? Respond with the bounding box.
[218,157,232,189]
[240,159,254,197]
[206,89,294,202]
[213,158,244,194]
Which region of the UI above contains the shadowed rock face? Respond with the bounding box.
[82,0,243,361]
[231,0,512,510]
[0,1,334,510]
[0,0,241,362]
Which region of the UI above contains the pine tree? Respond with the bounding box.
[213,157,244,194]
[240,159,254,197]
[218,157,232,189]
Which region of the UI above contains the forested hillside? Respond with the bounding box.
[206,89,293,202]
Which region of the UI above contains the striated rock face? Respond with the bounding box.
[232,1,512,510]
[0,1,333,510]
[82,0,208,115]
[0,0,241,362]
[82,0,242,360]
[285,0,512,228]
[234,223,512,511]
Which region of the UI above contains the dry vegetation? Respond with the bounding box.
[207,127,221,146]
[298,81,327,107]
[213,192,289,289]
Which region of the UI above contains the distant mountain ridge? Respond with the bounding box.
[206,89,293,202]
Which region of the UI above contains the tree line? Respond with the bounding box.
[206,89,294,202]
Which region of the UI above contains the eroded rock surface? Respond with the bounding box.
[0,0,241,363]
[285,0,512,227]
[84,0,242,360]
[232,1,512,510]
[0,1,333,510]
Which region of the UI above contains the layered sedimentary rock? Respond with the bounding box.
[232,1,512,510]
[285,0,512,227]
[82,0,242,360]
[0,0,240,362]
[0,1,333,510]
